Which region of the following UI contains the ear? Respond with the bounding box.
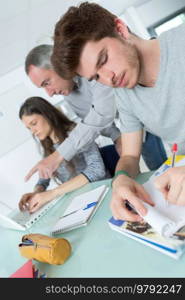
[114,18,129,39]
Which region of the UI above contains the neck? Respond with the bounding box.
[135,38,160,87]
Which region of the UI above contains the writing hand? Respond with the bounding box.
[111,175,154,221]
[155,166,185,205]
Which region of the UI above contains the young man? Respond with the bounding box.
[25,44,166,180]
[51,2,185,220]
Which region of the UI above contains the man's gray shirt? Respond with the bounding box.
[57,77,120,161]
[115,24,185,154]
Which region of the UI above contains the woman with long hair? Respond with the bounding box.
[19,96,107,213]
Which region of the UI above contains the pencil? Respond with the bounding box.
[171,143,178,168]
[166,143,178,207]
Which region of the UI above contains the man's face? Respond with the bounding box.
[28,66,75,97]
[76,36,140,88]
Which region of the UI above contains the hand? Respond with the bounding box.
[111,175,154,221]
[25,190,56,213]
[154,166,185,205]
[25,151,63,181]
[19,192,36,211]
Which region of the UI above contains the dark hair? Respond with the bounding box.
[25,44,53,74]
[19,97,75,157]
[51,2,117,79]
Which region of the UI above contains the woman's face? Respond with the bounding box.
[21,113,53,140]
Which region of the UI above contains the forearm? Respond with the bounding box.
[51,174,89,198]
[57,122,108,161]
[115,155,140,179]
[57,92,116,161]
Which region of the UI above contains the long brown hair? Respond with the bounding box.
[19,96,75,157]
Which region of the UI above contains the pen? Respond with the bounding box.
[166,143,178,206]
[59,201,98,219]
[171,143,178,168]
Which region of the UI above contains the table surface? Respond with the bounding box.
[1,172,185,278]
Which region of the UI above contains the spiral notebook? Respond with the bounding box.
[52,185,109,234]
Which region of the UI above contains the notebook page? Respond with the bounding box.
[64,185,106,214]
[142,180,185,237]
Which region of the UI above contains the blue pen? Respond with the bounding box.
[83,201,97,210]
[60,201,98,218]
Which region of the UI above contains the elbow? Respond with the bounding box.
[92,167,106,182]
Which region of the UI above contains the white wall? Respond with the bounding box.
[1,0,184,76]
[137,0,185,28]
[99,0,185,36]
[0,0,80,76]
[0,139,41,209]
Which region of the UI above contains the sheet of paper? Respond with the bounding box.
[143,180,185,236]
[64,185,106,214]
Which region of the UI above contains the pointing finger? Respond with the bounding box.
[25,165,38,182]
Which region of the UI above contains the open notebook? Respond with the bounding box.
[52,185,109,235]
[109,156,185,259]
[142,156,185,238]
[0,196,62,231]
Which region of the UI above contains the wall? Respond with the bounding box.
[1,0,185,76]
[137,0,185,28]
[0,65,66,157]
[0,0,79,76]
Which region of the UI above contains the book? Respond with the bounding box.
[108,155,185,259]
[10,260,47,278]
[0,195,62,231]
[109,217,185,259]
[51,185,109,234]
[10,260,34,278]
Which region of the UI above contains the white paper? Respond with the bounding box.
[64,185,107,214]
[142,178,185,237]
